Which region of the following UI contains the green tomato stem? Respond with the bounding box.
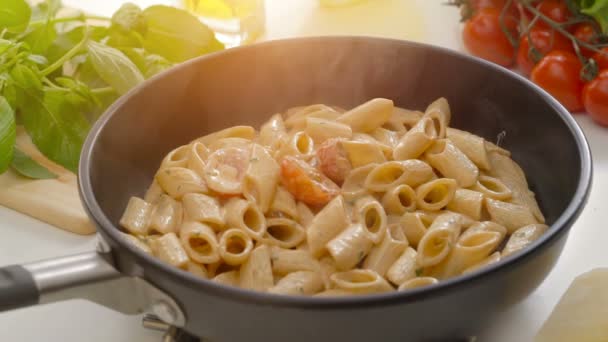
[91,86,115,95]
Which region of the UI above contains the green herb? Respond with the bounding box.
[415,268,423,277]
[11,147,56,179]
[0,0,223,175]
[0,96,16,173]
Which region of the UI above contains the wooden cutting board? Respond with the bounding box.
[0,127,95,235]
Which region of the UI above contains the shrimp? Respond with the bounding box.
[204,146,251,195]
[280,156,340,206]
[316,138,352,186]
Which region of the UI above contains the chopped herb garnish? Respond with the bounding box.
[415,268,423,277]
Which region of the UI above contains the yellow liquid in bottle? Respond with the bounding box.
[182,0,265,47]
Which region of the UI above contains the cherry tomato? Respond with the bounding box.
[583,70,608,126]
[535,0,571,29]
[573,23,598,58]
[517,28,573,75]
[591,48,608,70]
[471,0,519,18]
[463,8,518,67]
[531,51,585,112]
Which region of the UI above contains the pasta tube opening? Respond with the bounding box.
[265,218,306,248]
[219,228,254,265]
[416,178,458,211]
[474,175,513,200]
[180,222,220,264]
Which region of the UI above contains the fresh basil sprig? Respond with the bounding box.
[0,0,224,178]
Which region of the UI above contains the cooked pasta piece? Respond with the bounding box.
[278,131,315,160]
[182,193,224,228]
[219,228,254,265]
[186,261,208,278]
[156,167,208,199]
[318,256,338,289]
[381,184,416,215]
[327,224,375,271]
[284,104,341,131]
[213,270,240,286]
[383,107,423,133]
[461,221,507,242]
[149,195,182,234]
[194,125,256,146]
[296,202,315,228]
[187,142,209,178]
[364,224,409,276]
[305,117,353,143]
[416,213,463,268]
[502,224,548,257]
[365,160,434,192]
[258,114,287,150]
[354,196,387,244]
[268,271,324,296]
[462,252,501,274]
[472,175,512,201]
[160,145,191,169]
[264,218,306,248]
[446,128,490,170]
[224,198,267,239]
[485,198,538,233]
[269,186,299,219]
[425,139,479,187]
[428,230,502,279]
[386,247,418,286]
[144,180,164,204]
[446,189,484,221]
[240,245,274,291]
[400,212,434,248]
[393,117,436,160]
[270,247,319,275]
[487,152,545,222]
[342,163,376,201]
[415,178,458,211]
[331,269,393,294]
[243,144,280,212]
[180,222,221,264]
[398,277,438,291]
[120,233,153,254]
[351,133,393,159]
[155,232,189,268]
[120,197,153,235]
[307,195,350,257]
[423,98,450,139]
[341,140,387,168]
[485,140,511,156]
[336,98,394,133]
[370,127,400,148]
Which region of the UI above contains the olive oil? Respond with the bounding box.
[182,0,265,47]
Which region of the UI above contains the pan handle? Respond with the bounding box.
[0,250,185,327]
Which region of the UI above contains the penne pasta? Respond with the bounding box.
[370,127,400,148]
[155,232,189,268]
[381,184,416,215]
[182,193,224,228]
[243,144,281,213]
[424,139,479,187]
[446,128,490,170]
[485,198,538,234]
[269,186,299,219]
[258,113,287,151]
[120,197,153,235]
[365,160,434,192]
[341,140,387,168]
[364,224,409,276]
[393,116,436,160]
[270,247,319,275]
[160,145,191,169]
[268,271,324,296]
[400,212,434,248]
[353,196,388,244]
[284,104,341,131]
[398,277,438,291]
[305,117,353,143]
[423,97,450,139]
[224,198,267,239]
[264,218,306,249]
[472,175,512,201]
[186,261,209,278]
[149,194,182,234]
[502,224,548,257]
[342,163,376,201]
[156,167,208,199]
[462,251,501,274]
[187,142,210,178]
[278,131,315,160]
[383,107,423,133]
[336,98,394,133]
[307,196,350,257]
[296,202,315,228]
[446,189,484,221]
[179,221,221,264]
[326,224,375,271]
[415,178,458,211]
[219,228,254,266]
[240,245,274,291]
[331,269,393,294]
[144,180,164,204]
[386,247,418,286]
[213,270,240,287]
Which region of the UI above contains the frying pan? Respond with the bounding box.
[0,37,592,341]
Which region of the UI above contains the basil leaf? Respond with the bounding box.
[31,0,61,22]
[141,5,224,63]
[0,96,16,173]
[580,0,608,34]
[13,86,90,173]
[87,40,145,95]
[23,21,57,55]
[0,39,13,55]
[107,26,144,49]
[121,47,173,78]
[46,25,108,65]
[11,147,57,179]
[112,3,146,33]
[10,64,43,91]
[0,0,31,33]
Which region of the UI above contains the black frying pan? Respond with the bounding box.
[0,37,592,342]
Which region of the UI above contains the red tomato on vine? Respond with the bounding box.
[463,8,518,67]
[531,51,585,112]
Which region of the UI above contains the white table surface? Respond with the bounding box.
[1,1,606,341]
